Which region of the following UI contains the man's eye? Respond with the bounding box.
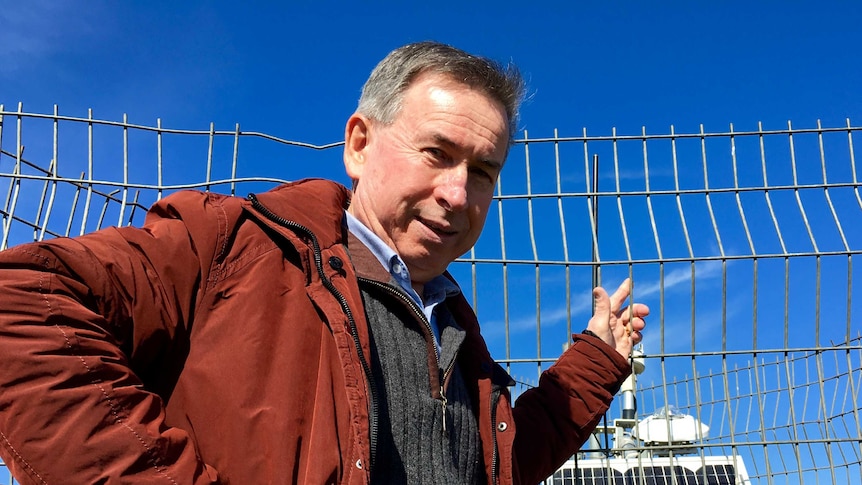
[426,148,445,158]
[425,148,452,163]
[470,167,495,184]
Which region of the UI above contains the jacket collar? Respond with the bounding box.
[346,230,392,283]
[244,178,352,251]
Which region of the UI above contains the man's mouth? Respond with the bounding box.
[418,217,458,237]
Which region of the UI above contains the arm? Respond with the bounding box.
[0,191,223,484]
[510,279,649,483]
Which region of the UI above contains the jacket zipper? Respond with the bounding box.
[357,276,456,434]
[247,193,380,472]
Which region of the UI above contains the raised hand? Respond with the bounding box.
[586,278,649,358]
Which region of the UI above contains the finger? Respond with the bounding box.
[608,278,632,313]
[627,317,646,332]
[617,304,650,325]
[618,305,649,321]
[628,302,650,318]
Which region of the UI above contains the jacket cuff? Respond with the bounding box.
[570,331,632,393]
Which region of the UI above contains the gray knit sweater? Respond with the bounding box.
[359,280,484,484]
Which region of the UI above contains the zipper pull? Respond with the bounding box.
[441,385,448,433]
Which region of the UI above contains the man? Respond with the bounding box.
[0,42,647,484]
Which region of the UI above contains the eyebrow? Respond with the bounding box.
[432,133,504,171]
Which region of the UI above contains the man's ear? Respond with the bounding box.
[343,113,372,181]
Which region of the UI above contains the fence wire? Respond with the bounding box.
[1,104,860,484]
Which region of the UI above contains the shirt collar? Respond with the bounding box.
[344,211,460,306]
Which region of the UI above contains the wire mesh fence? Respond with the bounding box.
[1,104,860,484]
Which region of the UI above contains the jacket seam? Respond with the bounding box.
[210,192,230,263]
[207,243,280,288]
[204,192,229,290]
[25,249,181,485]
[0,430,47,485]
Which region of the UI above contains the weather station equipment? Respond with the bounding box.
[550,349,752,485]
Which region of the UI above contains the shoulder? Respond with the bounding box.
[249,179,351,225]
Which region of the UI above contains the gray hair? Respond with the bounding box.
[357,41,525,142]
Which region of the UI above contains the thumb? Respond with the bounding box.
[586,286,613,343]
[591,286,611,323]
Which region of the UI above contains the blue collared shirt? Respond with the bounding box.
[345,212,460,355]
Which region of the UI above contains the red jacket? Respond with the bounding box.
[0,179,630,484]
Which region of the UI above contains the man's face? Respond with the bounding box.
[344,73,510,284]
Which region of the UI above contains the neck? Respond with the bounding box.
[411,281,425,299]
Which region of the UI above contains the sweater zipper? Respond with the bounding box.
[358,276,456,434]
[247,193,380,472]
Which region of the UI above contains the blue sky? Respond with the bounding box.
[3,0,860,369]
[3,1,860,141]
[4,0,861,374]
[2,2,861,479]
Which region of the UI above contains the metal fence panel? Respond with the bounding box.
[1,105,860,484]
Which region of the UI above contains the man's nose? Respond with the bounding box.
[436,167,469,212]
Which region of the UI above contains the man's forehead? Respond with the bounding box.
[406,72,505,113]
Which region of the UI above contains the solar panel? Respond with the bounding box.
[552,456,748,485]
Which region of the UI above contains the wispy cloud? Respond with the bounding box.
[482,255,736,342]
[481,260,725,339]
[634,259,724,300]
